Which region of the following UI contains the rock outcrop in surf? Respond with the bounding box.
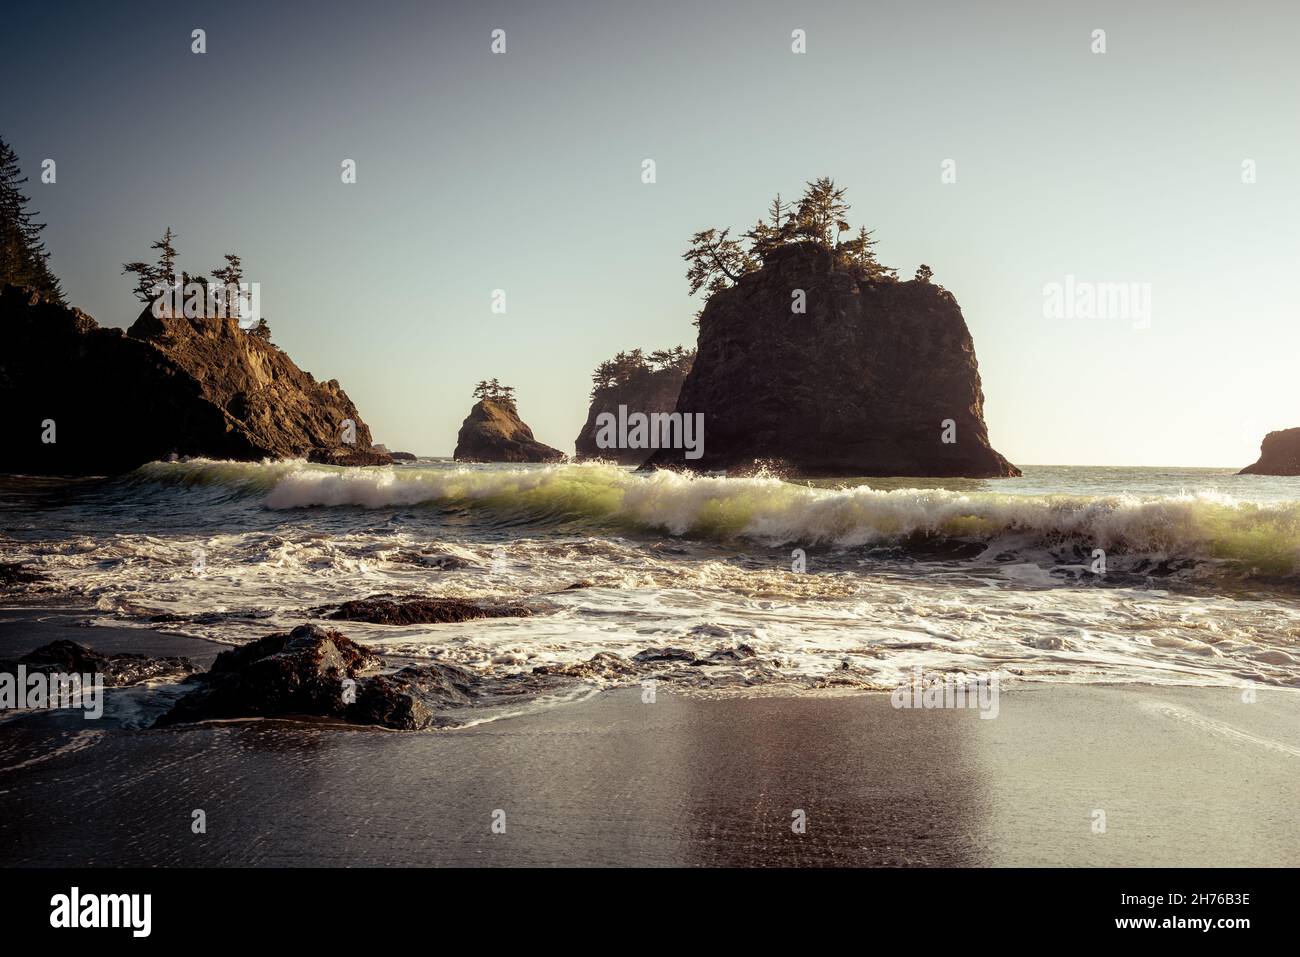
[324,593,535,625]
[0,285,391,475]
[453,398,564,463]
[155,623,579,730]
[575,347,694,464]
[645,243,1019,477]
[1239,428,1300,476]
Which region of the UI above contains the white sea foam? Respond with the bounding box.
[6,459,1300,693]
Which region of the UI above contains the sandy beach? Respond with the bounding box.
[2,617,1296,868]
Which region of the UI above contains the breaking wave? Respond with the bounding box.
[128,459,1300,575]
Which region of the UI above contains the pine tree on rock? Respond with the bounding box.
[0,136,64,303]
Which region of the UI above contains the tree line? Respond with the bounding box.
[472,379,517,407]
[0,136,64,303]
[589,346,694,398]
[683,177,937,321]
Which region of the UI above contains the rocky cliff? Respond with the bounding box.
[453,398,564,463]
[0,285,390,475]
[575,358,692,465]
[1239,428,1300,476]
[644,244,1019,478]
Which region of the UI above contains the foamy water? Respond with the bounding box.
[3,459,1300,691]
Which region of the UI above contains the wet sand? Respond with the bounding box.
[0,608,226,668]
[2,679,1296,867]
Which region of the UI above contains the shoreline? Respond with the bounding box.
[2,677,1296,867]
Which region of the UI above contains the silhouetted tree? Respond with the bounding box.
[473,379,517,406]
[793,177,851,248]
[683,178,902,321]
[684,227,752,289]
[836,225,882,278]
[683,228,756,324]
[589,346,695,398]
[210,253,242,316]
[914,264,933,283]
[121,260,157,303]
[151,228,178,284]
[123,227,180,304]
[209,252,264,334]
[0,136,64,302]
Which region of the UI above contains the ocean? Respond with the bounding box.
[3,460,1299,712]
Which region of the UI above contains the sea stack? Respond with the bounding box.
[453,398,564,463]
[1239,428,1300,476]
[644,243,1019,478]
[576,348,693,464]
[0,285,390,475]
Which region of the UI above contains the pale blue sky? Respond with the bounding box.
[4,0,1297,465]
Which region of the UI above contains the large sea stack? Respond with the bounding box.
[644,243,1018,478]
[453,398,564,463]
[0,285,391,475]
[1239,428,1300,476]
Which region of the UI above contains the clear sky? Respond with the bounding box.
[4,0,1297,465]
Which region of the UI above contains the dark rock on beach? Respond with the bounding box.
[0,639,196,686]
[155,622,579,730]
[325,593,534,625]
[348,662,481,730]
[453,398,564,464]
[0,285,391,475]
[632,647,699,664]
[156,624,379,726]
[1239,428,1300,476]
[695,644,759,664]
[643,244,1019,478]
[627,644,760,667]
[531,651,639,681]
[0,562,46,588]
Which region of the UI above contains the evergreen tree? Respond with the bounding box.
[151,228,178,284]
[210,253,241,315]
[121,260,158,303]
[793,177,851,248]
[838,226,884,278]
[683,228,753,297]
[591,346,694,397]
[123,227,180,304]
[745,193,798,261]
[683,178,907,322]
[914,264,933,283]
[473,379,517,406]
[0,136,64,302]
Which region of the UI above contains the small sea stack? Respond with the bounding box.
[453,382,563,463]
